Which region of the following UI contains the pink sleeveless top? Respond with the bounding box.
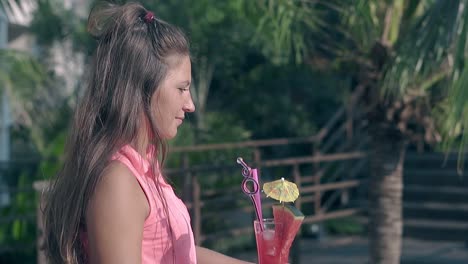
[82,145,197,263]
[113,145,197,263]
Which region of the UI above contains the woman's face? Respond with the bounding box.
[151,55,195,139]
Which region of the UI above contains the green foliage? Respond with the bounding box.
[240,0,301,65]
[0,249,35,264]
[10,174,35,240]
[364,0,468,170]
[200,112,253,143]
[218,62,345,139]
[0,49,54,152]
[167,111,252,190]
[29,0,94,56]
[382,0,459,98]
[0,170,38,262]
[0,50,47,97]
[71,18,97,55]
[441,65,468,172]
[38,131,67,179]
[235,0,332,65]
[147,0,252,63]
[30,0,66,45]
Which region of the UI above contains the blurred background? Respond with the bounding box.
[1,0,468,263]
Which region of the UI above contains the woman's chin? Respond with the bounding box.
[161,130,177,140]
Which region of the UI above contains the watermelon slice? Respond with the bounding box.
[273,204,304,260]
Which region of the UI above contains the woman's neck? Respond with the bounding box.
[131,133,149,158]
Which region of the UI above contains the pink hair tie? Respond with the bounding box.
[143,11,155,23]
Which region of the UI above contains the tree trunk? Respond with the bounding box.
[368,125,407,264]
[192,56,215,141]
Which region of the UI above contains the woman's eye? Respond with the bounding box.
[178,88,189,92]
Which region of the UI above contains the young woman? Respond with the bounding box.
[42,2,253,263]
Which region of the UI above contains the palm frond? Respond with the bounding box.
[341,0,380,51]
[375,0,468,170]
[439,65,468,173]
[382,0,464,97]
[0,0,36,25]
[0,50,50,131]
[245,0,336,65]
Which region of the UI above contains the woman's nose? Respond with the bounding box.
[184,96,195,113]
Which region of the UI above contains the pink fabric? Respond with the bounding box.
[112,145,197,264]
[81,145,197,263]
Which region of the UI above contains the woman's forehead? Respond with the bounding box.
[165,54,190,68]
[164,55,191,80]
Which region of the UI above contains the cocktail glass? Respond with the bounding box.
[253,218,287,264]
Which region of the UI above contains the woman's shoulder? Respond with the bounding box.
[84,160,150,263]
[103,160,139,183]
[99,160,146,200]
[88,160,150,220]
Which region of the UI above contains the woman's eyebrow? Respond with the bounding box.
[179,80,191,87]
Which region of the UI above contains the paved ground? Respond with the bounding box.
[232,236,468,264]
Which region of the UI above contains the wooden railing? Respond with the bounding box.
[166,146,367,248]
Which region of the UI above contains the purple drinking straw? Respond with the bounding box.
[237,158,263,229]
[251,168,263,222]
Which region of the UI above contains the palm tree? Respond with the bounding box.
[251,0,468,263]
[1,0,63,156]
[1,0,83,153]
[341,1,468,263]
[1,49,53,149]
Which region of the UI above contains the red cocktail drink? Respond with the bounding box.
[254,219,287,264]
[254,205,304,264]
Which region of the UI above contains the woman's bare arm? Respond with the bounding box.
[86,161,149,264]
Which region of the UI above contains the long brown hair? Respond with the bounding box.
[42,2,190,263]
